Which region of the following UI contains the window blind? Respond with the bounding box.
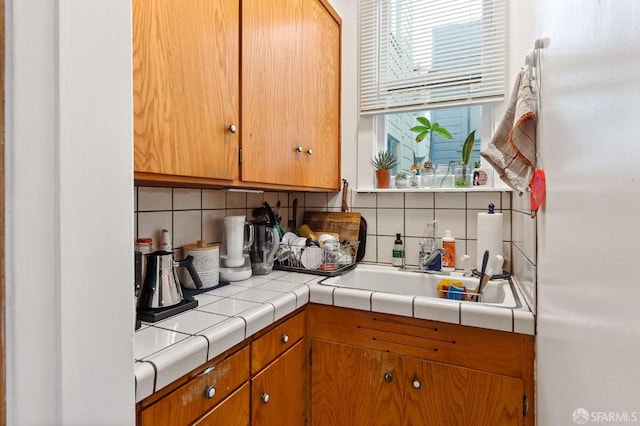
[360,0,507,115]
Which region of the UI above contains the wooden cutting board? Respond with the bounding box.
[302,212,361,242]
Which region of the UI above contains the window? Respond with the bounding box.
[360,0,507,113]
[384,106,482,172]
[360,0,506,180]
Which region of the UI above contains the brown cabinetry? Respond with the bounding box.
[133,0,341,191]
[250,311,307,425]
[137,311,308,426]
[133,0,239,182]
[137,346,250,425]
[251,341,307,426]
[241,0,341,190]
[308,305,534,426]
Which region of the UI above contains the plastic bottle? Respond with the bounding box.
[392,233,404,267]
[441,230,456,272]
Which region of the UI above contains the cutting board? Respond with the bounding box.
[302,212,361,242]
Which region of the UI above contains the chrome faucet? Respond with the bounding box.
[419,248,443,271]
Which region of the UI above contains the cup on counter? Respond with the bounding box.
[320,239,340,271]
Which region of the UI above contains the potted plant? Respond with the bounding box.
[454,130,476,187]
[370,150,399,189]
[409,116,453,167]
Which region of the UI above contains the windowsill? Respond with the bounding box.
[354,186,512,193]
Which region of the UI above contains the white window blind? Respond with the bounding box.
[360,0,507,115]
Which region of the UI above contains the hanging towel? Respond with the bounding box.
[481,66,536,194]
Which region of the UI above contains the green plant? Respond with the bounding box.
[454,130,478,188]
[370,150,399,170]
[409,117,453,162]
[461,130,476,165]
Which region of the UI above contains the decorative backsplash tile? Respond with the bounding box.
[135,188,536,312]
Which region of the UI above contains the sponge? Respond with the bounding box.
[437,278,465,300]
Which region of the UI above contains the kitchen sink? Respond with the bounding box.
[319,264,520,309]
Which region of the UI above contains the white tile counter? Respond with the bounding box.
[134,267,534,402]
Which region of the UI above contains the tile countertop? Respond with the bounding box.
[134,267,534,402]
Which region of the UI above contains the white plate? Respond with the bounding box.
[300,246,322,270]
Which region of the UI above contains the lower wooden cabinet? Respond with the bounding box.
[138,346,250,425]
[308,305,534,426]
[137,311,307,426]
[251,341,307,426]
[311,339,524,426]
[193,384,250,426]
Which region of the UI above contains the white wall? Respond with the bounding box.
[535,1,640,423]
[5,1,135,424]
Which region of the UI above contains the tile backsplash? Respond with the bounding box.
[135,187,535,311]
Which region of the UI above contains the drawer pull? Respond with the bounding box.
[261,393,270,403]
[412,379,421,389]
[281,334,289,344]
[296,146,303,153]
[306,148,313,155]
[228,124,237,134]
[204,386,216,399]
[384,372,394,383]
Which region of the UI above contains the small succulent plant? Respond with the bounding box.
[370,150,399,170]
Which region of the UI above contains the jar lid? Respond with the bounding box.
[183,241,219,251]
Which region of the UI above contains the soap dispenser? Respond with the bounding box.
[392,233,404,267]
[442,230,456,272]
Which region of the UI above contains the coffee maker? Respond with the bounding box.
[219,215,254,281]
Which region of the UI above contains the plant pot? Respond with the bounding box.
[375,169,391,189]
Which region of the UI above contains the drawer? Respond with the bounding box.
[139,346,250,426]
[193,383,250,426]
[251,311,305,374]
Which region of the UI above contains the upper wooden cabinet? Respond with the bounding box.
[133,0,239,181]
[133,0,341,191]
[241,0,341,190]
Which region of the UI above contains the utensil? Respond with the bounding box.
[138,251,202,309]
[288,198,298,233]
[341,179,349,212]
[472,250,490,302]
[263,201,283,238]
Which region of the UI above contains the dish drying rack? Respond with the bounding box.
[274,241,359,277]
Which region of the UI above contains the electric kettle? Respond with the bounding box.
[138,251,203,309]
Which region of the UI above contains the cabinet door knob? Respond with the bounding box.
[228,124,238,133]
[261,393,270,403]
[296,146,303,153]
[281,334,289,344]
[204,386,216,399]
[306,148,313,155]
[383,372,394,382]
[412,379,421,389]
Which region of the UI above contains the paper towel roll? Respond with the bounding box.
[477,212,503,273]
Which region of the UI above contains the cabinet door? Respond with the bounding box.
[301,0,341,190]
[311,339,402,426]
[133,0,239,180]
[241,0,304,186]
[138,347,250,425]
[194,383,250,426]
[402,356,524,426]
[251,340,306,426]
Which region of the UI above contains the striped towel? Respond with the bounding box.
[481,66,536,194]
